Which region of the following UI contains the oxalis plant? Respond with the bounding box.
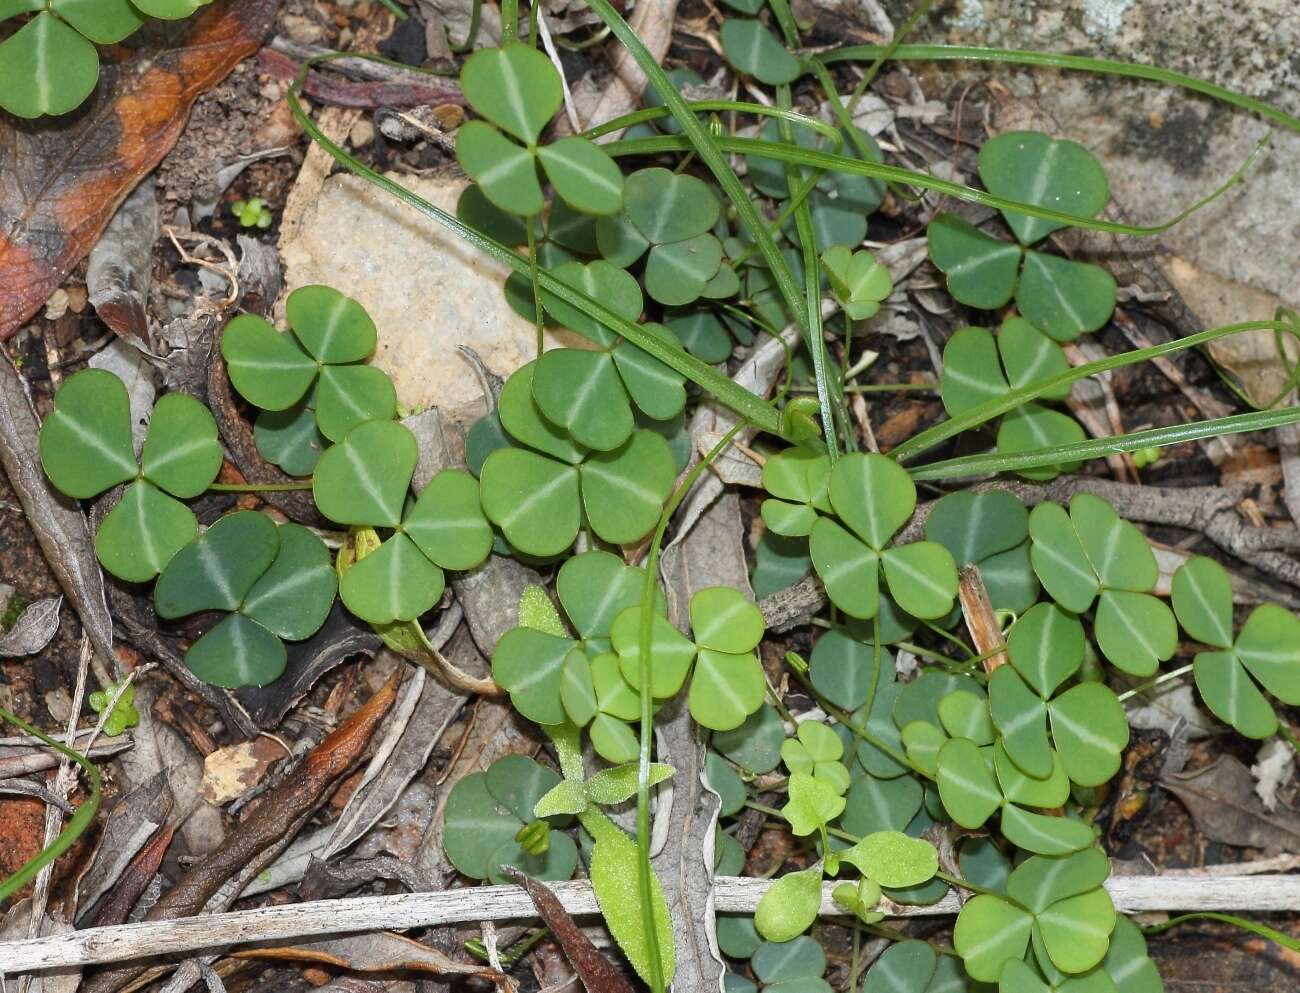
[14,0,1300,989]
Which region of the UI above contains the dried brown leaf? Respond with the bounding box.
[232,931,506,984]
[1163,755,1300,852]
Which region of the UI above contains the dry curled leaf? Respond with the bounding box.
[1163,755,1300,853]
[0,0,278,339]
[0,596,62,656]
[501,867,636,993]
[232,932,507,985]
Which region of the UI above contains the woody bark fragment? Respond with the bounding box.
[957,565,1009,672]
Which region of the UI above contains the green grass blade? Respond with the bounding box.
[908,405,1300,481]
[1143,912,1300,952]
[583,0,815,371]
[284,82,784,439]
[892,320,1299,463]
[0,708,102,901]
[605,133,1265,237]
[816,45,1300,135]
[581,100,841,143]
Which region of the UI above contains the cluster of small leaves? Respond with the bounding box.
[928,133,1116,342]
[0,0,213,117]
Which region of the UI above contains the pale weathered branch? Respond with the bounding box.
[2,874,1297,975]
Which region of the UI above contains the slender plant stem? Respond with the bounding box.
[0,709,102,901]
[501,0,518,42]
[525,220,544,357]
[448,0,483,52]
[374,0,408,20]
[633,423,747,993]
[816,44,1300,135]
[1116,663,1194,702]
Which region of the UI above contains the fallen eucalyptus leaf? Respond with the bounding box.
[1163,755,1300,852]
[0,596,62,656]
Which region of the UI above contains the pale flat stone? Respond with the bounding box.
[279,170,554,423]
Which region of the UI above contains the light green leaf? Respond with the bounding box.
[491,628,575,725]
[241,524,336,640]
[999,315,1073,396]
[1094,591,1176,677]
[1069,493,1157,591]
[404,468,493,571]
[942,325,1008,416]
[691,649,765,730]
[94,481,196,582]
[557,550,645,643]
[1049,683,1129,788]
[953,894,1033,982]
[54,0,142,43]
[1194,649,1277,738]
[313,420,416,528]
[532,348,633,451]
[1007,848,1111,913]
[719,17,801,85]
[880,541,958,620]
[184,613,286,689]
[754,863,823,942]
[937,691,995,746]
[479,448,581,556]
[1008,602,1086,699]
[0,12,99,118]
[828,452,916,551]
[783,771,846,836]
[314,364,398,442]
[583,809,676,984]
[534,777,588,818]
[644,234,724,306]
[1234,604,1300,705]
[978,131,1109,246]
[589,712,640,763]
[924,489,1028,567]
[1017,252,1116,341]
[138,392,222,498]
[285,284,376,363]
[612,606,696,698]
[1102,916,1163,993]
[519,584,567,637]
[809,518,879,619]
[1170,555,1234,649]
[580,428,675,545]
[584,761,674,805]
[456,121,542,216]
[623,167,720,244]
[989,666,1052,779]
[936,738,1001,828]
[996,403,1085,481]
[1000,803,1095,855]
[538,137,625,215]
[339,533,445,624]
[39,369,138,499]
[560,648,598,726]
[1036,888,1116,974]
[821,246,892,320]
[1028,502,1099,612]
[994,742,1070,809]
[611,325,688,421]
[460,43,562,144]
[927,213,1020,310]
[497,361,589,461]
[690,585,764,653]
[840,830,938,888]
[154,510,278,618]
[220,314,317,411]
[541,261,643,348]
[592,651,641,721]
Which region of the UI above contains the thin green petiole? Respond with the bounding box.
[525,220,545,358]
[1115,662,1194,702]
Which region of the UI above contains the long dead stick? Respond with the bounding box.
[2,874,1297,974]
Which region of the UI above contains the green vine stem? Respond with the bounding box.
[816,45,1300,135]
[0,708,102,902]
[208,481,315,493]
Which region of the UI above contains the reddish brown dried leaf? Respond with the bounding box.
[501,867,636,993]
[91,823,175,928]
[0,0,278,340]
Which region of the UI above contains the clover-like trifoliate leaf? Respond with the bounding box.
[313,420,417,528]
[1093,589,1177,678]
[1070,494,1156,591]
[783,771,846,836]
[809,518,879,619]
[827,452,916,551]
[1017,251,1117,342]
[456,121,544,216]
[752,935,827,987]
[927,213,1020,310]
[1008,602,1085,699]
[52,0,143,44]
[313,364,397,443]
[536,137,625,216]
[880,542,958,620]
[996,403,1086,482]
[954,894,1034,982]
[580,428,676,545]
[925,489,1029,569]
[240,523,336,640]
[492,628,574,726]
[154,511,279,618]
[714,703,785,775]
[460,43,562,145]
[1102,916,1163,993]
[622,167,720,245]
[938,690,996,745]
[995,742,1070,809]
[94,480,197,583]
[138,392,223,498]
[761,447,832,537]
[840,770,924,836]
[532,349,633,451]
[404,469,493,571]
[184,612,286,689]
[612,607,696,698]
[0,12,99,118]
[859,940,938,993]
[1170,554,1234,649]
[339,533,446,625]
[691,649,766,731]
[1036,888,1116,975]
[809,628,881,712]
[220,314,317,411]
[542,261,643,348]
[977,131,1110,246]
[480,448,581,557]
[644,234,724,306]
[39,368,137,500]
[255,399,327,477]
[719,18,801,85]
[1048,682,1129,787]
[690,586,764,654]
[782,720,849,793]
[989,666,1052,779]
[285,284,377,363]
[1028,501,1101,612]
[556,550,646,647]
[936,737,1002,828]
[821,246,893,321]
